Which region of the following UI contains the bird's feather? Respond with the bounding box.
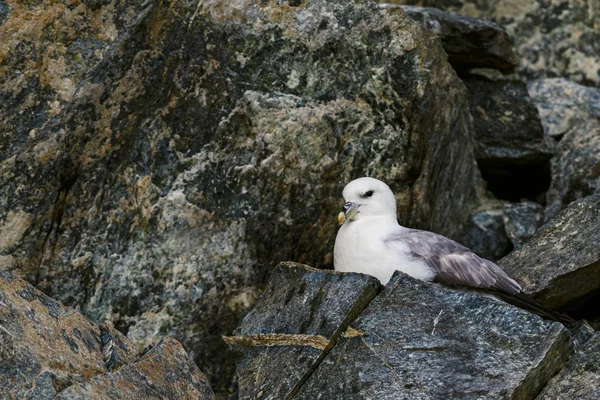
[385,229,521,294]
[385,228,576,326]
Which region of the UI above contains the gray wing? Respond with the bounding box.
[386,229,521,295]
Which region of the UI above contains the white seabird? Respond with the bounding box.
[334,177,574,325]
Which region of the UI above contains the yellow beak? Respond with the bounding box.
[337,202,359,225]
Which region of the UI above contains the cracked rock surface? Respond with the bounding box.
[232,267,574,399]
[227,262,381,399]
[538,332,600,399]
[0,269,214,399]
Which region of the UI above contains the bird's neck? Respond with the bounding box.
[350,213,400,228]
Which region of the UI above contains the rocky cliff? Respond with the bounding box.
[1,0,599,397]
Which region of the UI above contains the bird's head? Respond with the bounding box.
[337,177,397,224]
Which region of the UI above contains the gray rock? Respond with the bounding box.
[0,269,215,399]
[226,262,381,399]
[502,201,544,247]
[499,195,600,315]
[56,337,216,400]
[459,205,512,261]
[0,269,106,398]
[527,79,600,221]
[379,0,600,86]
[0,0,482,389]
[464,77,551,202]
[296,272,573,399]
[395,6,517,74]
[528,78,600,139]
[537,332,600,399]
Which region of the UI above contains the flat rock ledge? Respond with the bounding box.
[230,262,575,399]
[0,269,215,399]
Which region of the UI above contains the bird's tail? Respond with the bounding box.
[496,290,577,328]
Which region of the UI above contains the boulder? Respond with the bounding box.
[379,0,600,86]
[0,0,482,389]
[388,5,517,74]
[0,269,215,399]
[528,78,600,140]
[459,205,512,261]
[297,272,572,399]
[463,77,551,202]
[458,200,545,260]
[527,78,600,221]
[502,201,544,247]
[499,194,600,320]
[226,262,381,399]
[538,332,600,399]
[0,269,107,398]
[234,267,573,399]
[56,337,216,400]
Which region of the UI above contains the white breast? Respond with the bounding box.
[333,217,434,285]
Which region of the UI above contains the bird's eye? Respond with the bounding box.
[362,190,374,198]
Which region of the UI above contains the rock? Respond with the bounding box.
[537,332,600,399]
[0,0,482,389]
[0,269,215,399]
[225,262,381,399]
[464,77,551,202]
[459,205,512,261]
[56,337,216,400]
[100,321,138,372]
[459,200,545,260]
[527,79,600,221]
[0,269,106,398]
[295,272,572,399]
[379,0,600,86]
[528,78,600,139]
[502,201,544,247]
[499,194,600,320]
[390,5,517,74]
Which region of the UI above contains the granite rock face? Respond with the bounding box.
[499,195,600,320]
[233,268,573,399]
[538,332,600,399]
[380,0,600,86]
[392,5,517,74]
[464,78,551,202]
[226,262,381,399]
[0,269,215,399]
[0,0,482,389]
[527,79,600,221]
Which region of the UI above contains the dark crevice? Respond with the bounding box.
[478,161,551,203]
[536,261,600,323]
[285,283,381,399]
[558,287,600,322]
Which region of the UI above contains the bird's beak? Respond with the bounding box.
[337,202,359,225]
